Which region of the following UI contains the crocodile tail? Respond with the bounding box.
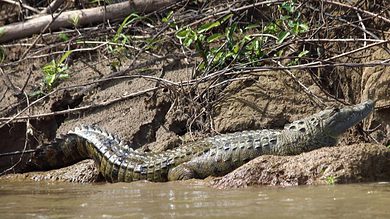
[27,134,86,171]
[68,125,171,182]
[27,125,129,172]
[30,125,162,182]
[68,125,139,182]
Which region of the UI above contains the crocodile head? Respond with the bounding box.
[279,100,375,155]
[284,100,374,146]
[316,100,374,138]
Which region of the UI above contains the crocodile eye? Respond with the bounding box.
[333,108,340,113]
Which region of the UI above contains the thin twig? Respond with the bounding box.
[0,87,159,122]
[0,87,8,103]
[0,68,21,95]
[0,92,31,176]
[297,38,386,43]
[356,13,367,47]
[40,0,65,14]
[0,0,40,13]
[19,68,33,94]
[273,60,325,108]
[322,0,390,24]
[19,8,66,60]
[182,0,284,30]
[0,149,36,158]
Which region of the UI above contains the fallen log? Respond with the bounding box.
[0,0,176,43]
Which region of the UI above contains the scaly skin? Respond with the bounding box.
[29,100,374,182]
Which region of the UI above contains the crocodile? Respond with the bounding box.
[28,100,374,182]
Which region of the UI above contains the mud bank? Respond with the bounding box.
[0,1,389,186]
[212,143,390,189]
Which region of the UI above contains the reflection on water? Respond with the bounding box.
[1,180,390,218]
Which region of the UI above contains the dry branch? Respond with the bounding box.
[0,0,177,43]
[0,0,40,13]
[0,87,159,122]
[40,0,66,14]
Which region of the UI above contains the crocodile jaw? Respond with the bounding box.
[320,100,374,138]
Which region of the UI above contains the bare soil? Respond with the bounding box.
[0,1,389,186]
[1,56,389,185]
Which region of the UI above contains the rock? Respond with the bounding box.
[211,144,390,189]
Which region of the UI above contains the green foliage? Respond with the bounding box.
[108,13,143,64]
[113,13,141,44]
[69,15,80,27]
[41,50,72,91]
[326,176,336,185]
[177,14,264,72]
[176,3,309,74]
[264,0,309,44]
[0,27,5,38]
[58,32,70,42]
[162,11,174,23]
[289,49,309,66]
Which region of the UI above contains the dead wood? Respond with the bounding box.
[0,0,177,43]
[40,0,66,14]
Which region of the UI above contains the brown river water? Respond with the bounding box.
[0,180,389,218]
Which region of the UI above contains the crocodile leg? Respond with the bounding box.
[168,163,197,180]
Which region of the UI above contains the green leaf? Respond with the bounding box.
[42,60,57,75]
[176,28,191,39]
[198,21,221,33]
[280,15,291,21]
[28,90,45,98]
[299,23,309,32]
[197,62,206,71]
[292,23,299,34]
[264,23,278,34]
[58,32,69,41]
[162,11,173,23]
[58,50,73,64]
[114,13,140,42]
[69,15,80,26]
[213,51,223,64]
[282,2,295,13]
[326,176,336,185]
[44,74,56,86]
[183,38,193,47]
[245,24,260,30]
[220,14,234,24]
[0,27,5,38]
[298,50,309,58]
[207,33,223,43]
[233,43,240,54]
[58,73,69,80]
[277,31,290,44]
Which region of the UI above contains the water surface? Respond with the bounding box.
[1,180,389,218]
